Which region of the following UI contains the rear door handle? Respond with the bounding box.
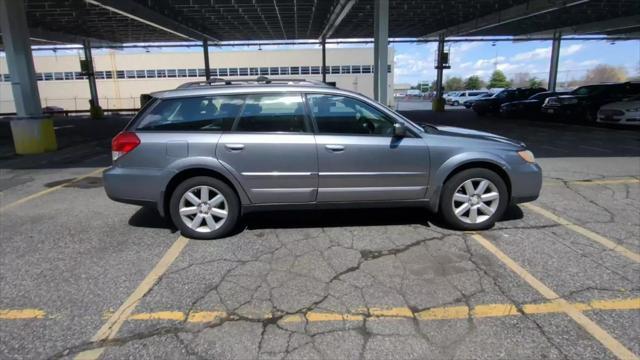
[325,144,345,152]
[225,143,245,151]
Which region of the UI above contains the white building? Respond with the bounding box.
[0,47,394,113]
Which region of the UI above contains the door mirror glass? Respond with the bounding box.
[393,122,407,137]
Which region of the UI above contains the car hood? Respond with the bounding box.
[600,100,640,110]
[435,126,525,148]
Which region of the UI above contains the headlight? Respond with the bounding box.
[517,150,536,163]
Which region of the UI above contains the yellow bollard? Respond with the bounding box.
[9,117,58,155]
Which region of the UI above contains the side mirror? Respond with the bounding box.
[393,122,407,137]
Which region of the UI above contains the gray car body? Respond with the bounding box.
[103,83,541,217]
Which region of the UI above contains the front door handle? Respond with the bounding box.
[225,143,245,151]
[325,144,345,152]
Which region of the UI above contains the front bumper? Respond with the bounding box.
[509,162,542,204]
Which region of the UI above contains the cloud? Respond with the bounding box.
[512,47,550,62]
[561,44,583,56]
[473,56,505,69]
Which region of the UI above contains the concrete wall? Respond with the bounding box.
[0,47,394,113]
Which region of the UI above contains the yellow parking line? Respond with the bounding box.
[470,233,638,360]
[523,203,640,263]
[0,167,106,213]
[0,309,47,320]
[74,236,190,360]
[570,178,639,186]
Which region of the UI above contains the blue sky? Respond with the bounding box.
[391,39,639,86]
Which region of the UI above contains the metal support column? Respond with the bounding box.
[433,33,446,112]
[83,40,101,117]
[0,0,42,117]
[373,0,389,105]
[321,40,327,83]
[203,39,211,81]
[548,32,561,91]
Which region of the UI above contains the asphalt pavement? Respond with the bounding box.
[0,107,638,359]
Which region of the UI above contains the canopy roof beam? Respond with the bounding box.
[84,0,219,42]
[422,0,590,38]
[319,0,357,40]
[517,15,640,37]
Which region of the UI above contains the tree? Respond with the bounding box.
[444,76,464,91]
[464,75,485,90]
[583,64,627,84]
[528,77,544,88]
[488,70,511,89]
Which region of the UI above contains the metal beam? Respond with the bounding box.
[83,40,100,108]
[84,0,219,42]
[203,40,211,81]
[373,0,388,104]
[518,15,640,37]
[423,0,589,38]
[28,27,119,46]
[547,32,561,92]
[318,0,356,40]
[321,40,327,83]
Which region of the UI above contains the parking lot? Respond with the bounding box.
[1,108,639,359]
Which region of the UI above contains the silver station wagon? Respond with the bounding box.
[104,78,541,239]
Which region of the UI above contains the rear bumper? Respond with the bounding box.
[509,162,542,204]
[103,166,163,208]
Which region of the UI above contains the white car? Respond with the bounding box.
[447,91,490,106]
[597,96,640,126]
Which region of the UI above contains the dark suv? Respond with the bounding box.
[473,88,547,116]
[541,82,640,122]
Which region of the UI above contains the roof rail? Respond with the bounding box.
[176,76,330,89]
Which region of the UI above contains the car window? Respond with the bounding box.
[234,93,308,133]
[137,95,244,131]
[307,94,396,136]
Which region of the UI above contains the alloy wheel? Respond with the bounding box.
[451,178,500,224]
[179,186,228,232]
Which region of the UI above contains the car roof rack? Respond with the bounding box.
[176,76,330,89]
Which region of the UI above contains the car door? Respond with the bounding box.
[216,93,318,204]
[307,93,429,202]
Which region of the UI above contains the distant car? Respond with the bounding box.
[463,93,493,109]
[542,82,640,122]
[447,91,489,106]
[43,106,64,113]
[443,92,460,102]
[473,88,547,116]
[596,95,640,126]
[500,91,568,118]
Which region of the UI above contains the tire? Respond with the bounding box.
[452,101,459,106]
[169,176,240,240]
[439,168,508,230]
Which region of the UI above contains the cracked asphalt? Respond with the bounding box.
[0,111,638,359]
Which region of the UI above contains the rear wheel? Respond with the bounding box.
[440,168,508,230]
[169,176,240,239]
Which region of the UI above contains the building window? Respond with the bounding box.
[125,70,136,79]
[187,69,198,77]
[156,69,166,78]
[290,66,299,75]
[35,73,43,81]
[229,68,238,77]
[63,72,74,80]
[44,73,54,81]
[250,67,258,76]
[259,67,269,76]
[280,67,289,75]
[54,72,64,80]
[218,68,228,77]
[167,69,177,78]
[361,65,371,74]
[75,71,86,80]
[341,66,351,74]
[310,66,320,74]
[269,67,279,76]
[239,67,249,76]
[197,68,206,77]
[3,73,10,81]
[331,66,340,74]
[95,71,106,80]
[146,70,156,78]
[387,64,392,73]
[116,70,125,79]
[177,69,187,77]
[351,65,361,74]
[104,71,113,79]
[300,66,310,75]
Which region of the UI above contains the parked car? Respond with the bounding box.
[596,95,640,126]
[473,88,547,116]
[541,82,640,122]
[446,91,489,106]
[104,78,542,239]
[463,93,493,109]
[500,91,568,118]
[443,91,460,102]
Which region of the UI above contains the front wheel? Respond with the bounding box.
[440,169,508,230]
[169,176,240,239]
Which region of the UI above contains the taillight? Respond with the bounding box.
[111,131,140,161]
